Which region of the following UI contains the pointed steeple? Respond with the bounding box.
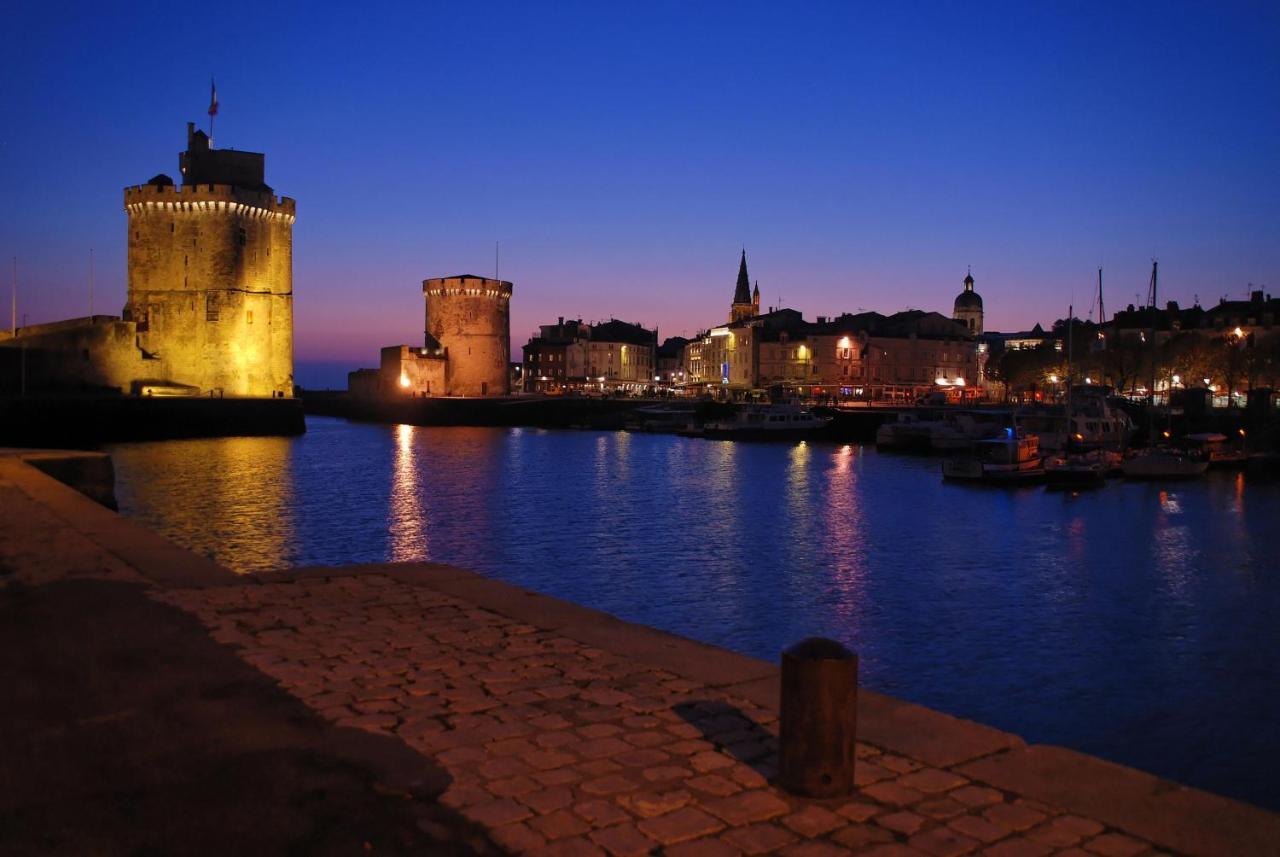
[964,267,974,291]
[752,280,760,299]
[733,249,751,305]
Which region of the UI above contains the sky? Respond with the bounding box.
[3,1,1278,388]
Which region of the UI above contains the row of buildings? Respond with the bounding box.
[519,252,989,402]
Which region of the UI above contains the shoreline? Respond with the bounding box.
[3,447,1278,855]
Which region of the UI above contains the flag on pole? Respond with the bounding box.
[208,79,219,117]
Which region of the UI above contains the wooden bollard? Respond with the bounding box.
[778,637,858,798]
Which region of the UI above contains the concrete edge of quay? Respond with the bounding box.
[4,448,1279,856]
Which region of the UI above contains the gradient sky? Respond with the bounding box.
[3,1,1278,387]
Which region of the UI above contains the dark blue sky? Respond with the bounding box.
[3,1,1277,386]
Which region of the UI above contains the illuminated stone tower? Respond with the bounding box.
[422,274,513,396]
[953,269,983,335]
[122,123,295,397]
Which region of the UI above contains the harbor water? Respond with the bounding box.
[108,416,1280,810]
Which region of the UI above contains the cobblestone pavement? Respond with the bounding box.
[156,575,1181,857]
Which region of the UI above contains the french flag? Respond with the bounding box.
[208,79,218,117]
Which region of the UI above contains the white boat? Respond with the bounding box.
[1120,450,1209,479]
[703,403,830,440]
[943,428,1044,484]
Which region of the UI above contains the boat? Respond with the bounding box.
[1182,432,1247,469]
[875,411,946,451]
[625,405,698,434]
[1120,449,1209,479]
[943,427,1045,484]
[928,413,1005,452]
[1044,454,1107,489]
[702,403,831,441]
[1033,394,1136,453]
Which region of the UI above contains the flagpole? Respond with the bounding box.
[89,248,94,319]
[10,257,16,337]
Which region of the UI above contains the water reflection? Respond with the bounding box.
[109,435,296,572]
[389,424,428,562]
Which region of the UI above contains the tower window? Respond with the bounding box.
[237,227,247,245]
[246,310,254,325]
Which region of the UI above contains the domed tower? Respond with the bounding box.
[953,268,983,334]
[422,274,512,396]
[123,123,295,397]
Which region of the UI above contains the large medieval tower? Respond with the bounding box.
[422,275,512,396]
[122,124,295,397]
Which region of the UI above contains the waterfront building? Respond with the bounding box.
[1,122,296,397]
[520,318,656,394]
[681,256,982,400]
[350,274,514,399]
[655,336,689,388]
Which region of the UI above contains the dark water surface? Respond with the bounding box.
[109,416,1280,810]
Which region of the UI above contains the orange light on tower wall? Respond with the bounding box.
[399,373,410,388]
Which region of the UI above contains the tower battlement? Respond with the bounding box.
[124,183,295,220]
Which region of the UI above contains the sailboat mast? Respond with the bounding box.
[1097,268,1105,325]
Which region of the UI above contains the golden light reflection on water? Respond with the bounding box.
[389,423,429,562]
[1154,490,1192,598]
[110,435,296,573]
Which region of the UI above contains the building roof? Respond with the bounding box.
[590,319,656,346]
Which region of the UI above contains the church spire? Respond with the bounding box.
[733,249,751,305]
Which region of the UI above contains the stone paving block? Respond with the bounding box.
[621,789,693,818]
[830,823,895,851]
[578,759,624,777]
[721,822,799,855]
[690,750,736,773]
[876,810,927,836]
[976,837,1051,857]
[949,786,1004,809]
[703,789,791,826]
[489,820,548,854]
[641,764,693,783]
[779,840,859,856]
[907,825,980,857]
[666,837,743,857]
[521,785,575,814]
[862,781,926,807]
[529,835,608,857]
[835,801,882,823]
[899,767,969,794]
[686,773,742,797]
[915,796,968,820]
[781,805,846,838]
[587,822,656,857]
[529,809,593,840]
[982,802,1047,832]
[462,797,534,827]
[947,814,1010,844]
[637,806,726,846]
[575,799,632,828]
[579,773,637,797]
[1081,832,1149,857]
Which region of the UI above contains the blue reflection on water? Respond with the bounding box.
[109,416,1280,809]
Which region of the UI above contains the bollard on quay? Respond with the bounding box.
[778,636,858,798]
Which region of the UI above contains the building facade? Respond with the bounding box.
[521,318,655,393]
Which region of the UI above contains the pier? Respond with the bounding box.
[2,447,1277,855]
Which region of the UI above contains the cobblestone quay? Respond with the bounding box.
[3,449,1278,856]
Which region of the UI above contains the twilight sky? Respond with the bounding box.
[3,1,1278,387]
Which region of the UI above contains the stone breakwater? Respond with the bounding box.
[2,448,1279,856]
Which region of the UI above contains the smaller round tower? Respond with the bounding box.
[953,269,983,335]
[422,275,512,396]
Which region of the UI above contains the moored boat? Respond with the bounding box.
[943,428,1044,484]
[702,403,830,441]
[1044,455,1107,489]
[1120,449,1209,479]
[1182,432,1248,469]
